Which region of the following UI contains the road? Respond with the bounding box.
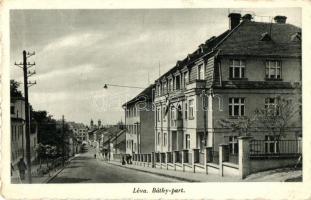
[48,149,179,183]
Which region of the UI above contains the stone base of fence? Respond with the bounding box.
[130,137,301,179]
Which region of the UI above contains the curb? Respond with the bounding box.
[107,161,197,182]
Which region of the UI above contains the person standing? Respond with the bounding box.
[17,158,27,180]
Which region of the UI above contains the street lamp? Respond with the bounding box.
[103,83,145,89]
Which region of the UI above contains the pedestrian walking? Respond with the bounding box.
[94,153,97,159]
[17,158,27,180]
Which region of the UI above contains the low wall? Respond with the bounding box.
[207,163,219,175]
[222,162,239,177]
[250,157,299,174]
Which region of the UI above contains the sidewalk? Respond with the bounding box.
[107,160,240,182]
[244,167,302,182]
[11,155,78,184]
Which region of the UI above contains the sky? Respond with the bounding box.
[10,8,301,125]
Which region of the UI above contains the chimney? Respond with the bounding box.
[228,13,241,30]
[274,15,287,24]
[242,14,253,21]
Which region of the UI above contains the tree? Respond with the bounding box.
[10,79,23,98]
[254,97,299,141]
[219,116,256,137]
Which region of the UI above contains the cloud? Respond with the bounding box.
[41,32,104,52]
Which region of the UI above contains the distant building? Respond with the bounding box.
[68,122,88,143]
[122,84,155,155]
[101,125,126,160]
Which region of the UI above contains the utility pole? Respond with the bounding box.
[14,50,36,183]
[62,115,65,166]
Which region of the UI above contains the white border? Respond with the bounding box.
[1,0,311,199]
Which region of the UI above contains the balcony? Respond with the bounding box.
[171,119,183,129]
[186,80,207,90]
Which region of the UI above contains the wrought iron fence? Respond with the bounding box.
[250,140,301,158]
[187,152,192,164]
[174,151,182,163]
[167,152,173,163]
[161,153,166,163]
[199,152,205,165]
[155,153,160,162]
[211,151,219,164]
[228,153,239,164]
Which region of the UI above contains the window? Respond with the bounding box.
[161,82,167,95]
[11,106,15,114]
[185,102,188,120]
[189,100,194,119]
[198,64,205,80]
[229,136,238,154]
[266,60,281,79]
[170,107,175,126]
[157,108,161,122]
[265,97,279,115]
[185,134,190,149]
[175,75,181,90]
[265,136,279,153]
[229,59,245,79]
[157,132,161,145]
[133,124,136,134]
[229,98,245,117]
[163,133,167,146]
[183,71,188,88]
[169,79,173,91]
[157,84,161,96]
[162,107,166,121]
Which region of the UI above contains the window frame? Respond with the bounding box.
[188,99,194,120]
[228,136,239,154]
[183,71,189,88]
[197,63,205,80]
[229,97,245,117]
[265,97,280,115]
[157,132,161,145]
[185,134,190,149]
[229,59,246,79]
[265,60,282,80]
[163,132,167,146]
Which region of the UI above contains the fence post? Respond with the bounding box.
[205,147,212,174]
[173,151,176,171]
[219,144,229,177]
[238,136,252,179]
[166,152,169,170]
[298,136,302,154]
[192,149,196,173]
[181,150,185,172]
[151,152,155,168]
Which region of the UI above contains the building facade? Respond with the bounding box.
[68,122,88,143]
[11,97,38,166]
[123,84,155,155]
[153,13,302,154]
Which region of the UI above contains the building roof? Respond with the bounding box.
[122,84,154,107]
[102,126,126,145]
[155,18,301,83]
[217,21,301,57]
